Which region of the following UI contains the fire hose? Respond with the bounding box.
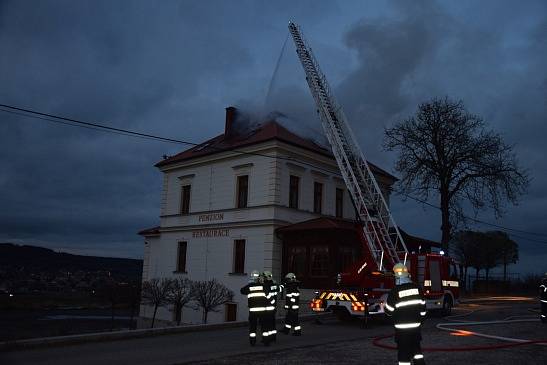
[372,317,547,351]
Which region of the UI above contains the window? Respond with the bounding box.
[335,188,344,218]
[337,246,357,272]
[287,246,307,279]
[180,185,191,214]
[310,246,329,277]
[236,175,248,208]
[313,182,323,214]
[176,241,187,272]
[289,175,300,209]
[225,303,237,322]
[233,239,245,274]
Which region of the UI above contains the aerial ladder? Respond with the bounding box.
[288,22,408,271]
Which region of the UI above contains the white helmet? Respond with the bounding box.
[250,270,260,283]
[393,263,409,278]
[263,271,273,281]
[285,272,296,282]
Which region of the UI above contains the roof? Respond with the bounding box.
[276,217,361,234]
[155,120,397,181]
[138,226,160,236]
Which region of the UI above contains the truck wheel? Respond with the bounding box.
[442,296,453,316]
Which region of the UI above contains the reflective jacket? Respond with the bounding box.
[264,279,280,308]
[284,281,300,311]
[385,282,426,330]
[540,278,547,301]
[240,283,270,312]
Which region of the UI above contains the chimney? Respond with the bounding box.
[225,106,237,139]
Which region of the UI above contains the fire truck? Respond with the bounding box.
[287,22,460,320]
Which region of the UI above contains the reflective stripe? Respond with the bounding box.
[270,285,278,290]
[399,362,411,365]
[266,306,275,310]
[294,326,301,331]
[270,330,277,335]
[291,305,299,309]
[286,293,300,297]
[541,300,547,303]
[290,298,296,302]
[398,288,419,298]
[270,300,276,305]
[395,322,421,329]
[414,354,424,359]
[385,303,394,312]
[249,307,266,312]
[423,280,431,286]
[285,324,291,328]
[442,280,459,287]
[249,333,256,338]
[284,305,289,309]
[420,311,427,316]
[248,293,266,298]
[541,315,546,318]
[249,286,263,291]
[262,332,269,337]
[396,299,426,308]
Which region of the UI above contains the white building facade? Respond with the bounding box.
[139,107,396,326]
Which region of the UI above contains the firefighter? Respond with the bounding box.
[263,270,280,342]
[540,273,547,323]
[282,272,301,336]
[240,270,270,346]
[385,263,427,365]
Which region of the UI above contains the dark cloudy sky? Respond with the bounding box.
[1,0,546,275]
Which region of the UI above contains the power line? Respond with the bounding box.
[2,102,546,243]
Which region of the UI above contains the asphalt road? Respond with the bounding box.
[2,297,546,365]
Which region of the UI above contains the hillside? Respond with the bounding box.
[0,243,142,280]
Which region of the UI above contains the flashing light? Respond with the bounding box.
[440,250,445,255]
[9,294,13,297]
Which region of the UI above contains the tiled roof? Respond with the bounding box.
[155,120,397,181]
[138,226,160,236]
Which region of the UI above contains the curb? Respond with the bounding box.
[0,312,330,352]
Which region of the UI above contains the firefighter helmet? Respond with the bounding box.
[285,272,296,282]
[250,270,260,283]
[263,270,273,281]
[393,263,409,278]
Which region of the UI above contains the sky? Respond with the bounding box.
[1,0,546,275]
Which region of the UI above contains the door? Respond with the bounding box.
[429,260,442,292]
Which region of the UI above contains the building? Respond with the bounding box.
[138,106,405,326]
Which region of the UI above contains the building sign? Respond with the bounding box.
[198,213,224,222]
[192,229,229,238]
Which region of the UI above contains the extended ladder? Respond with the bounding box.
[288,22,407,270]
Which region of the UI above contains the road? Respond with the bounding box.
[2,297,546,365]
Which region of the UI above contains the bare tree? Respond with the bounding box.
[192,279,234,324]
[450,231,475,285]
[384,97,529,248]
[141,278,172,328]
[486,231,518,282]
[167,278,194,326]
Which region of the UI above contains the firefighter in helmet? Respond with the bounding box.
[540,273,547,323]
[282,272,301,336]
[263,270,280,342]
[240,270,270,346]
[385,263,427,365]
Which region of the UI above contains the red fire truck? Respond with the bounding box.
[288,22,460,320]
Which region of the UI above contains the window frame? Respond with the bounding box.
[335,188,344,218]
[289,175,300,209]
[180,184,191,215]
[232,239,246,274]
[176,241,187,273]
[236,175,249,208]
[313,181,323,214]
